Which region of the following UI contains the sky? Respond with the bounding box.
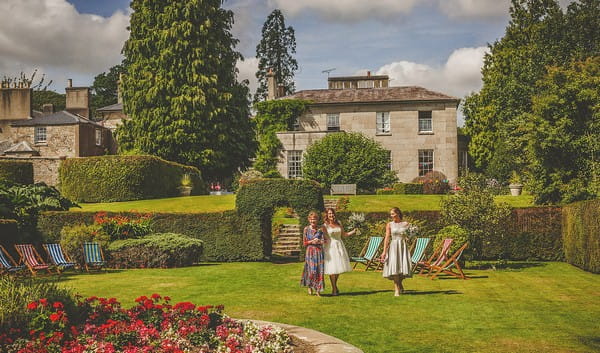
[0,0,576,124]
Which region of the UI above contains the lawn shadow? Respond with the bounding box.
[578,336,600,351]
[271,256,302,264]
[332,289,394,296]
[434,274,489,280]
[466,262,546,270]
[401,289,462,295]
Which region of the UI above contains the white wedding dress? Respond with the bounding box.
[382,221,412,279]
[323,224,352,275]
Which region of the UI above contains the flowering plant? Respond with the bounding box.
[94,212,153,240]
[347,212,366,235]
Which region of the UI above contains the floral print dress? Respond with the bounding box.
[300,226,325,291]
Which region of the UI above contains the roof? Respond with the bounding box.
[328,75,389,81]
[10,110,104,127]
[96,102,123,112]
[3,141,38,155]
[282,86,460,105]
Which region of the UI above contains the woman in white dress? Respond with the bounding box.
[323,208,356,296]
[380,207,412,296]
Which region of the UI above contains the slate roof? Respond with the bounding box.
[10,110,104,127]
[3,141,38,154]
[282,86,459,105]
[96,102,123,112]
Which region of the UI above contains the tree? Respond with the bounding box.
[91,64,125,117]
[118,0,255,181]
[2,70,64,112]
[302,132,397,190]
[254,9,298,103]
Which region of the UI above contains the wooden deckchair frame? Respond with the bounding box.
[83,242,106,272]
[0,245,25,275]
[428,242,469,280]
[417,238,453,276]
[43,243,77,272]
[14,244,53,276]
[351,236,383,271]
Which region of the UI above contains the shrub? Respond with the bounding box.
[94,212,153,240]
[107,233,203,268]
[376,183,424,195]
[60,224,110,266]
[413,171,450,194]
[433,225,470,259]
[0,218,19,252]
[59,155,208,203]
[0,160,33,185]
[562,199,600,273]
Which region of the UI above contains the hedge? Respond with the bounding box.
[376,183,423,195]
[0,160,33,185]
[562,199,600,273]
[38,211,264,261]
[0,219,20,259]
[58,155,208,203]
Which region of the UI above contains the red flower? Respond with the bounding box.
[151,293,161,301]
[27,301,38,310]
[53,301,64,309]
[49,313,61,322]
[39,298,48,307]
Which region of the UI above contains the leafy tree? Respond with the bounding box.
[91,64,125,117]
[118,0,255,181]
[2,70,64,112]
[302,132,397,190]
[32,90,65,112]
[253,99,309,176]
[254,9,298,103]
[522,57,600,204]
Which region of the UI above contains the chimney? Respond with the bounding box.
[367,71,371,77]
[0,85,32,121]
[266,68,277,100]
[42,104,55,115]
[65,79,91,118]
[277,84,285,99]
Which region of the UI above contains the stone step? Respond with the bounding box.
[324,199,338,209]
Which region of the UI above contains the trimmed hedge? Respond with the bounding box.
[0,160,33,185]
[0,219,20,259]
[38,211,264,261]
[59,155,208,203]
[376,183,423,195]
[562,199,600,273]
[107,233,203,268]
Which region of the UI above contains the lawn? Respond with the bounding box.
[55,262,600,353]
[74,193,534,213]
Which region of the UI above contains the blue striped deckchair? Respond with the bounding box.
[83,242,106,272]
[409,237,431,274]
[428,242,469,280]
[351,236,383,271]
[0,245,25,275]
[43,244,76,271]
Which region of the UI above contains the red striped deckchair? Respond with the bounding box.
[15,244,53,276]
[428,242,470,280]
[417,238,453,275]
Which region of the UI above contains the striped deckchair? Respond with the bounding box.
[83,242,105,272]
[43,244,76,271]
[428,242,469,280]
[14,244,53,276]
[351,236,383,271]
[0,245,25,275]
[409,237,431,274]
[417,238,453,276]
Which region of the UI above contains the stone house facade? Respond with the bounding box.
[273,73,460,183]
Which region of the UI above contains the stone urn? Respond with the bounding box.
[179,186,192,197]
[509,183,523,196]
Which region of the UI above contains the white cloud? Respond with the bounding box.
[268,0,419,21]
[236,57,259,94]
[436,0,509,19]
[0,0,129,87]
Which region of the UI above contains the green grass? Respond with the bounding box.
[75,194,534,213]
[55,262,600,353]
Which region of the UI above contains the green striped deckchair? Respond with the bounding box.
[409,237,431,274]
[351,236,383,271]
[43,244,76,271]
[83,242,106,272]
[428,242,469,280]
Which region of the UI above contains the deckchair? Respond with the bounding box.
[428,242,470,280]
[0,245,26,275]
[43,243,77,271]
[14,244,53,276]
[409,237,431,274]
[83,242,105,272]
[351,236,383,271]
[417,238,453,276]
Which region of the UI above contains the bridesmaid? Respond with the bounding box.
[380,207,413,296]
[301,211,327,296]
[323,208,356,296]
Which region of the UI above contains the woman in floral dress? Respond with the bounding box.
[301,211,327,296]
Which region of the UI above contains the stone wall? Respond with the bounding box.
[12,125,77,158]
[0,88,31,121]
[0,156,63,186]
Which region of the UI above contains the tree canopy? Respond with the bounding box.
[117,0,255,181]
[91,64,125,117]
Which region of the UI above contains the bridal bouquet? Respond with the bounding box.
[347,212,366,235]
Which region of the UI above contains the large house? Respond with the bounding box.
[272,72,461,183]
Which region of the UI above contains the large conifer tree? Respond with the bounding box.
[118,0,255,181]
[254,9,298,103]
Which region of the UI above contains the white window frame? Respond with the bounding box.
[418,149,434,176]
[376,112,390,134]
[34,126,47,144]
[287,150,303,179]
[418,111,433,133]
[95,129,103,146]
[386,150,393,170]
[357,80,374,89]
[327,113,340,131]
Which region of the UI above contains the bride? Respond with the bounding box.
[323,208,356,296]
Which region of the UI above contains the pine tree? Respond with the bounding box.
[254,9,298,103]
[118,0,255,181]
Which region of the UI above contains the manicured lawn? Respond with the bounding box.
[55,262,600,353]
[74,194,534,213]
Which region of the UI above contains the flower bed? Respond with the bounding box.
[1,295,292,353]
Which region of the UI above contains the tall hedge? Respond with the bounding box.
[59,155,207,202]
[562,199,600,273]
[0,160,33,185]
[37,211,264,261]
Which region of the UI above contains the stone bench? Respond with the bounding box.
[330,184,356,195]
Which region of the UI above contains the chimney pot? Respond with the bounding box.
[42,104,55,115]
[67,79,72,88]
[367,71,371,77]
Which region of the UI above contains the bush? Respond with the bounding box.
[413,171,450,195]
[107,233,203,268]
[0,160,33,185]
[562,199,600,273]
[0,219,19,254]
[59,155,208,203]
[376,183,423,195]
[60,224,110,266]
[94,212,153,240]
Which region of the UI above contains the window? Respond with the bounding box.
[288,150,303,179]
[376,112,390,134]
[95,129,102,146]
[386,150,393,170]
[34,127,47,144]
[292,116,300,131]
[357,80,374,88]
[418,149,434,176]
[418,111,432,133]
[327,113,340,131]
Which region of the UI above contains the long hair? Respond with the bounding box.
[308,211,320,221]
[324,207,340,226]
[390,207,403,220]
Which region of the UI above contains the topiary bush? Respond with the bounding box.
[0,160,33,185]
[107,233,203,268]
[59,155,208,203]
[562,199,600,273]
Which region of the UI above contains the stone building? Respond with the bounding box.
[273,73,460,183]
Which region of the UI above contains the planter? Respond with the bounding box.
[179,186,192,196]
[509,183,523,196]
